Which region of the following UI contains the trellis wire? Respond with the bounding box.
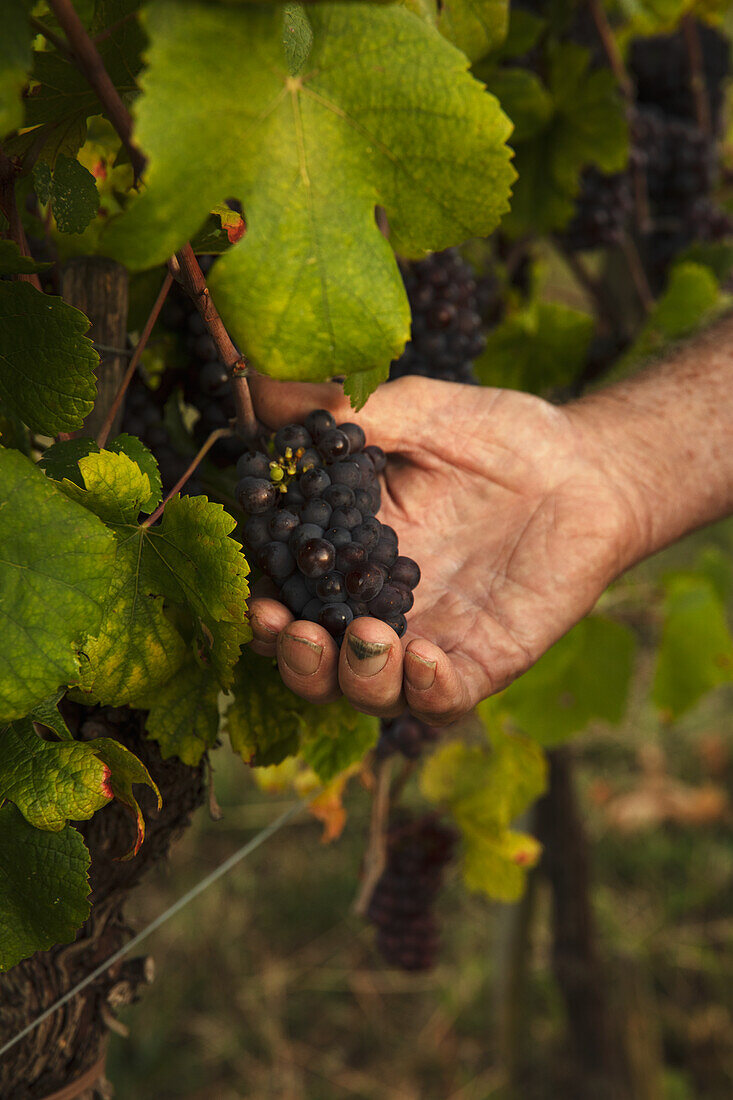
[0,799,306,1059]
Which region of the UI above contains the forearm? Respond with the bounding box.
[567,312,733,570]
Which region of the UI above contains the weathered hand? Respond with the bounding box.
[247,374,640,725]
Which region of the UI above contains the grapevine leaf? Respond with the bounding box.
[476,300,593,392]
[627,262,722,363]
[696,547,733,605]
[87,735,161,858]
[0,0,33,138]
[342,363,390,410]
[436,0,508,62]
[494,45,628,236]
[299,698,378,783]
[0,803,91,972]
[28,693,73,741]
[140,657,220,766]
[0,241,51,277]
[0,450,116,722]
[283,2,314,75]
[0,407,30,454]
[461,823,542,902]
[499,8,545,57]
[74,533,187,706]
[46,155,100,235]
[0,720,112,831]
[420,725,546,902]
[60,450,153,524]
[103,1,515,384]
[653,574,733,719]
[0,281,99,435]
[108,434,162,513]
[497,615,636,745]
[475,67,552,142]
[38,438,99,487]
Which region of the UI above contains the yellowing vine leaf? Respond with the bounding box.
[103,0,515,393]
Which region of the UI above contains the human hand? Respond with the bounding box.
[247,375,641,725]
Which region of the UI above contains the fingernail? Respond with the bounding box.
[405,651,436,690]
[346,635,391,677]
[251,614,278,640]
[281,634,323,675]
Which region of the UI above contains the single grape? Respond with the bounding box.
[371,538,398,567]
[348,599,371,618]
[345,564,385,602]
[274,424,312,455]
[297,538,336,578]
[350,452,376,487]
[237,451,272,481]
[338,422,366,453]
[281,573,311,615]
[259,541,295,581]
[364,444,387,472]
[319,602,354,638]
[352,518,380,552]
[302,598,324,622]
[336,542,367,572]
[200,360,229,396]
[367,584,405,618]
[300,466,331,498]
[323,526,352,550]
[329,461,361,489]
[390,556,421,590]
[315,571,347,602]
[317,428,350,461]
[330,506,362,530]
[300,498,332,527]
[384,613,407,638]
[268,510,300,542]
[394,584,414,612]
[354,489,375,515]
[236,477,278,514]
[284,482,306,507]
[324,484,356,510]
[305,408,335,440]
[243,514,272,554]
[380,524,398,544]
[289,523,324,555]
[296,447,322,473]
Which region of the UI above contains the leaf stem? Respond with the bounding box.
[554,242,618,333]
[141,428,231,527]
[352,755,392,917]
[586,0,632,101]
[96,270,174,449]
[682,15,712,137]
[169,244,259,439]
[619,232,655,315]
[47,0,147,181]
[0,148,42,292]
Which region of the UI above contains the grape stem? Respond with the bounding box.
[554,242,620,334]
[352,755,393,918]
[168,245,259,439]
[682,15,712,137]
[586,0,632,101]
[47,0,147,181]
[141,428,232,527]
[96,270,174,449]
[0,148,42,292]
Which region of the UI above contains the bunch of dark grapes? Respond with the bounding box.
[558,167,633,253]
[629,21,730,133]
[237,410,420,643]
[159,256,246,467]
[390,248,485,385]
[367,814,457,971]
[122,378,201,495]
[376,712,440,760]
[633,108,715,223]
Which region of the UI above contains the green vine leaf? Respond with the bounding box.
[0,803,91,972]
[0,0,33,139]
[47,451,250,705]
[437,0,508,63]
[653,573,733,719]
[492,44,628,236]
[0,282,99,435]
[0,241,51,277]
[0,450,116,723]
[0,720,112,831]
[141,657,221,766]
[420,722,546,902]
[40,434,162,513]
[227,649,377,778]
[103,0,515,387]
[476,300,594,393]
[38,154,100,235]
[624,262,723,365]
[496,614,636,745]
[85,734,162,858]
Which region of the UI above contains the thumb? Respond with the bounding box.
[248,372,443,454]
